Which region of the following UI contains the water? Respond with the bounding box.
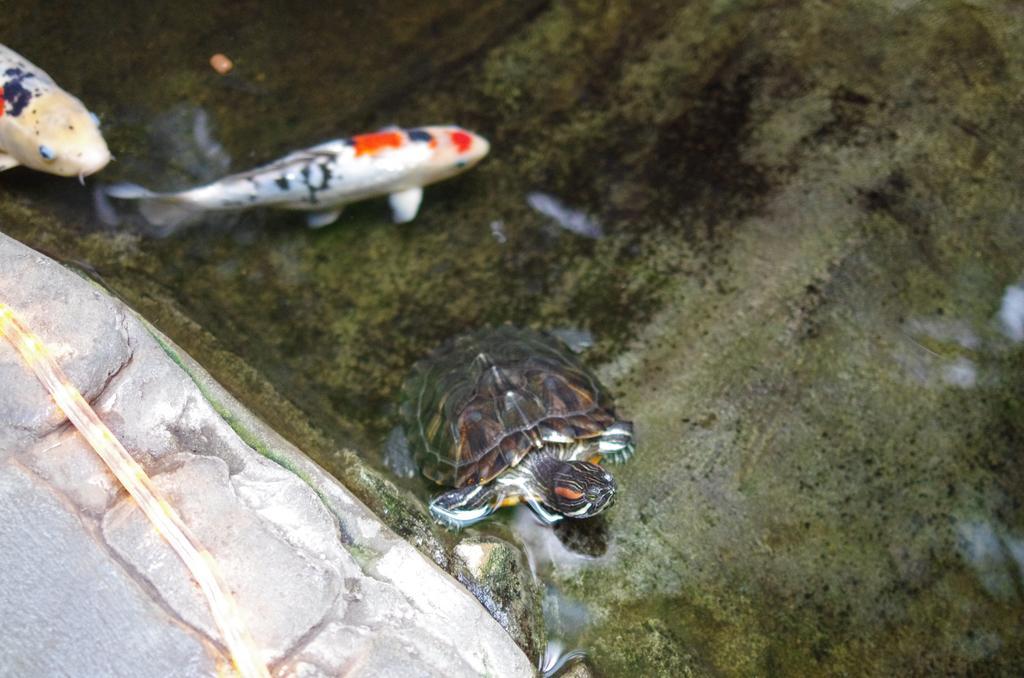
[3,1,1024,675]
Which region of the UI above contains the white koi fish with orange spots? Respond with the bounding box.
[0,44,111,178]
[106,125,489,229]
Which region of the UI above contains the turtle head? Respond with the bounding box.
[547,460,616,519]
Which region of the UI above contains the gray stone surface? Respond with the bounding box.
[0,462,213,677]
[0,250,131,459]
[0,232,532,677]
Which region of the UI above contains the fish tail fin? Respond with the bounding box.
[104,183,201,231]
[103,182,160,200]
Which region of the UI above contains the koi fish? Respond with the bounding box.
[0,44,111,178]
[105,125,490,229]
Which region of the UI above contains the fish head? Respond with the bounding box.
[7,90,111,177]
[417,125,490,181]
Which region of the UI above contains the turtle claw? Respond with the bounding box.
[430,503,491,530]
[383,426,418,479]
[598,421,635,463]
[429,485,497,530]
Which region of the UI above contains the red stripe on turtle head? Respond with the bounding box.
[554,485,584,501]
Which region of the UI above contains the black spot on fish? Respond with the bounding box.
[408,129,433,143]
[275,176,289,191]
[301,165,317,204]
[3,69,35,117]
[318,161,332,190]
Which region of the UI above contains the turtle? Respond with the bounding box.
[400,326,635,529]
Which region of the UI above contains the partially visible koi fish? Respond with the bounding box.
[106,125,489,229]
[0,44,111,178]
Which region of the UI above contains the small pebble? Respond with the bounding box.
[209,53,233,75]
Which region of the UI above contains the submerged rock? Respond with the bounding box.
[0,233,532,676]
[454,536,545,663]
[524,3,1024,675]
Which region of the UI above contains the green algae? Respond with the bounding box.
[2,0,1024,675]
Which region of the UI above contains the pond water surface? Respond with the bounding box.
[3,2,1024,675]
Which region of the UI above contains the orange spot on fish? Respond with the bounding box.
[554,486,583,500]
[450,130,472,153]
[0,87,4,117]
[353,131,403,156]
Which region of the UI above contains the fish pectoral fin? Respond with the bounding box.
[388,187,423,223]
[0,152,21,172]
[306,207,344,229]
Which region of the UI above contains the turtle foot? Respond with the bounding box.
[429,485,497,530]
[598,420,635,463]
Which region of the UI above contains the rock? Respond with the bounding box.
[0,249,131,457]
[0,463,214,677]
[327,449,546,662]
[527,3,1024,675]
[102,455,337,662]
[456,541,497,579]
[557,662,597,678]
[453,536,545,665]
[0,233,532,676]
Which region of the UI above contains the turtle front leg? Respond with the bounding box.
[598,420,635,463]
[523,495,564,525]
[429,484,500,529]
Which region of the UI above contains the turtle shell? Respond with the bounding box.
[401,326,620,488]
